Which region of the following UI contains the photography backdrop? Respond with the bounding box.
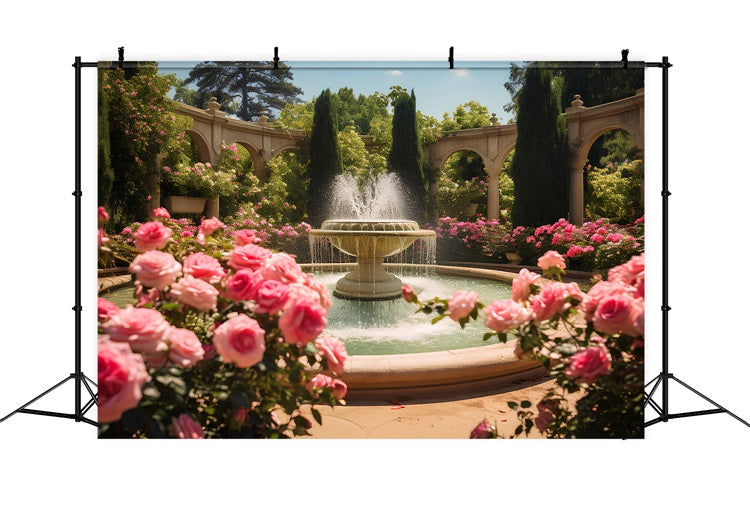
[97,60,645,438]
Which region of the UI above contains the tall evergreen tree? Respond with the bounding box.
[306,90,342,227]
[388,90,426,222]
[185,61,303,121]
[510,66,570,226]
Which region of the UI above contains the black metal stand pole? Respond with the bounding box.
[0,56,97,427]
[645,56,749,430]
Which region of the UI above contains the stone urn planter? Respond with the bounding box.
[505,252,522,264]
[164,196,206,214]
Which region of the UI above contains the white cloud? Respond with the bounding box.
[386,70,403,76]
[451,68,469,78]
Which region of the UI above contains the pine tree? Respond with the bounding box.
[185,61,303,121]
[306,90,342,227]
[510,67,570,226]
[388,90,426,222]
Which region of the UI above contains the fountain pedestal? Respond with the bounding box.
[310,219,436,301]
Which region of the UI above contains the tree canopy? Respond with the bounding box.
[184,61,303,121]
[306,90,342,227]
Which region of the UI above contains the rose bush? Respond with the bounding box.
[408,249,644,439]
[97,207,347,439]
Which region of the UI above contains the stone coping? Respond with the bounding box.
[98,273,133,294]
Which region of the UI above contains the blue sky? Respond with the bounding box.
[158,61,516,122]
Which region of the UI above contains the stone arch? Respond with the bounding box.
[437,146,490,173]
[233,141,266,180]
[578,124,638,167]
[184,129,212,163]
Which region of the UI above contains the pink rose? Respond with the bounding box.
[564,345,612,384]
[484,299,532,333]
[228,244,272,271]
[225,269,263,301]
[212,314,266,368]
[401,285,416,302]
[169,413,204,439]
[608,254,645,298]
[234,229,261,246]
[315,334,348,376]
[278,298,327,345]
[308,373,347,400]
[254,280,291,315]
[183,252,226,284]
[133,221,173,252]
[303,277,332,311]
[260,252,304,284]
[593,293,640,336]
[631,297,644,337]
[537,250,566,271]
[469,419,496,439]
[511,268,541,302]
[151,207,170,219]
[581,280,634,321]
[532,282,584,323]
[98,228,110,248]
[98,206,109,223]
[98,336,149,423]
[102,305,170,354]
[170,275,219,311]
[166,327,205,367]
[198,216,225,237]
[98,298,120,322]
[448,289,479,322]
[129,250,182,290]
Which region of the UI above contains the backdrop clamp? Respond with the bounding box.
[118,46,124,69]
[448,47,454,69]
[621,49,629,68]
[273,47,279,69]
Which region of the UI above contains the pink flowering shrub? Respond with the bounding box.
[98,206,346,439]
[409,249,645,439]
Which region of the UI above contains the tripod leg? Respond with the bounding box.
[0,375,74,423]
[670,376,750,429]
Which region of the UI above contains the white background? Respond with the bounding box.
[1,1,748,509]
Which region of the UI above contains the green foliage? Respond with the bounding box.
[307,90,342,227]
[510,66,570,226]
[102,64,191,230]
[440,101,490,132]
[184,61,303,121]
[586,159,644,223]
[259,151,309,224]
[389,91,426,222]
[98,68,114,208]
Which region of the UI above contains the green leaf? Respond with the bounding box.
[520,400,532,409]
[507,401,518,410]
[498,332,508,343]
[483,332,495,341]
[431,314,446,325]
[514,425,523,436]
[311,408,322,426]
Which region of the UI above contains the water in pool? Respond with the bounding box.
[100,272,513,356]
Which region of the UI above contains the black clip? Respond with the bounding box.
[273,47,279,69]
[661,190,671,197]
[118,46,125,70]
[621,49,629,69]
[448,47,454,69]
[661,305,671,312]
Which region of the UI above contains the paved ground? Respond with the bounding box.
[303,375,565,439]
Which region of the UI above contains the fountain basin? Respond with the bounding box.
[310,219,436,300]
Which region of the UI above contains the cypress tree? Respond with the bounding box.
[306,89,342,227]
[510,66,570,226]
[98,68,114,209]
[388,90,426,222]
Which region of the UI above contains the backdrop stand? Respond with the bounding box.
[0,56,98,427]
[644,56,749,430]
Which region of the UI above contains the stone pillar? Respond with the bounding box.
[569,159,586,225]
[204,198,220,218]
[485,166,502,220]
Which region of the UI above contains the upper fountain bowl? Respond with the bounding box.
[312,219,435,259]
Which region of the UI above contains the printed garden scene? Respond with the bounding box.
[97,60,645,439]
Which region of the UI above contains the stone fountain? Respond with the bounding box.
[309,174,436,300]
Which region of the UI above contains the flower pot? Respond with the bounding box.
[463,203,479,217]
[164,196,206,214]
[505,252,522,264]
